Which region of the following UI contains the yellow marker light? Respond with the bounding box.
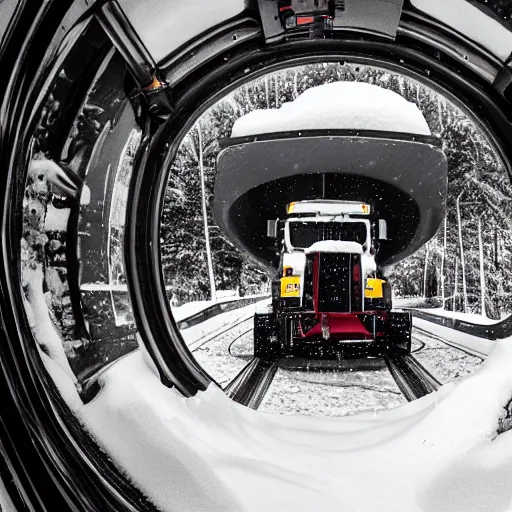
[365,278,384,299]
[281,275,301,297]
[287,202,296,214]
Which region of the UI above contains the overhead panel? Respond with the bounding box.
[334,0,404,39]
[410,0,512,61]
[117,0,246,64]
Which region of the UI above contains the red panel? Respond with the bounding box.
[303,313,372,339]
[297,16,315,25]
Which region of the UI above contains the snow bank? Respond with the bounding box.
[181,300,267,347]
[305,240,363,254]
[172,294,258,322]
[231,82,431,138]
[38,287,512,512]
[42,330,512,512]
[172,299,217,322]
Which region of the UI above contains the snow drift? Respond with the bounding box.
[41,328,512,512]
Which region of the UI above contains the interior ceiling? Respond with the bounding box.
[115,0,512,65]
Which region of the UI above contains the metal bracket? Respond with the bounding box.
[96,0,172,120]
[257,0,404,43]
[257,0,286,44]
[493,53,512,102]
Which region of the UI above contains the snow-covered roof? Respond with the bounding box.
[305,241,363,254]
[231,82,431,138]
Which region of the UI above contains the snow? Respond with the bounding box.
[0,477,16,512]
[305,240,363,254]
[231,82,432,138]
[43,337,512,512]
[412,327,483,385]
[181,301,265,348]
[44,204,70,232]
[80,283,128,292]
[172,299,217,322]
[23,265,78,386]
[282,251,306,273]
[172,294,264,322]
[216,289,237,299]
[362,251,377,273]
[289,200,371,216]
[259,365,405,417]
[30,263,512,511]
[411,0,512,62]
[80,184,91,205]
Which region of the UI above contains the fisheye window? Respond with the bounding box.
[163,62,507,417]
[3,2,512,511]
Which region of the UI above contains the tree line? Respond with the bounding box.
[161,62,512,318]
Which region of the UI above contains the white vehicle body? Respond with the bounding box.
[280,201,378,302]
[282,200,376,270]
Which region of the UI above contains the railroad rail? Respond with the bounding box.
[412,324,488,359]
[385,351,441,401]
[224,357,279,409]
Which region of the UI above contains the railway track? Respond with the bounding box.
[188,314,255,388]
[385,351,441,401]
[224,357,279,409]
[188,314,253,352]
[191,312,486,410]
[413,324,489,358]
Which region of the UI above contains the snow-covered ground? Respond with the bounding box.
[259,365,406,417]
[231,81,431,137]
[172,294,266,322]
[31,281,512,511]
[172,299,219,322]
[180,300,264,347]
[412,328,483,384]
[46,332,512,512]
[413,317,495,358]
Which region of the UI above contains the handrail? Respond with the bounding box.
[407,308,512,341]
[176,295,270,330]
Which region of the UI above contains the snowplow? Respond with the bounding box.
[254,200,412,361]
[213,82,448,362]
